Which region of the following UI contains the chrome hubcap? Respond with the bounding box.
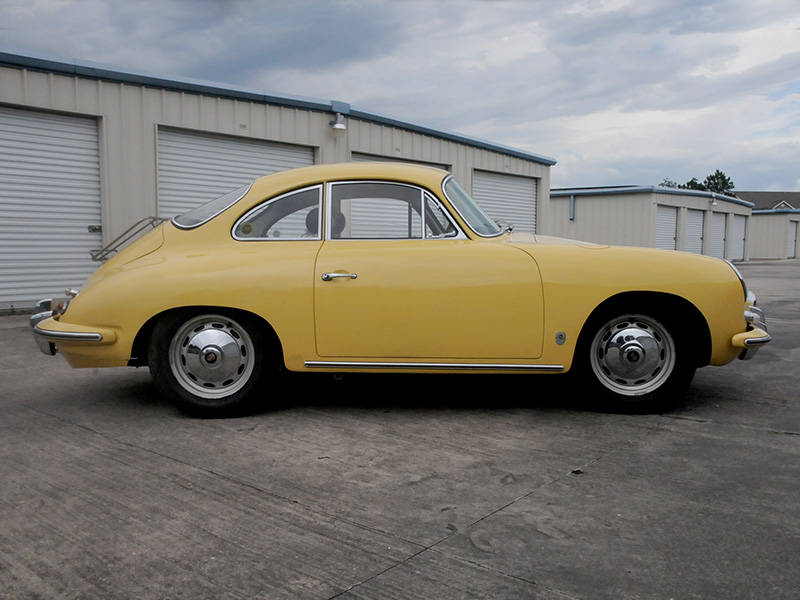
[169,315,255,399]
[590,315,675,396]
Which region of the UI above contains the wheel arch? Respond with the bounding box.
[577,291,712,369]
[128,306,284,368]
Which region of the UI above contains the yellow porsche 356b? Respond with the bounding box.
[32,163,770,416]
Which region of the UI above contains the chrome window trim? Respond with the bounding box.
[232,184,323,241]
[442,175,504,238]
[172,181,253,230]
[305,360,564,372]
[423,191,466,240]
[325,180,466,241]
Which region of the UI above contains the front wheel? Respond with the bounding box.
[580,312,695,412]
[149,311,267,417]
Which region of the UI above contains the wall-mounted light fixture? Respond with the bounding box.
[709,196,718,207]
[330,113,346,136]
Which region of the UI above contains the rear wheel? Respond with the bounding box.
[149,311,267,417]
[580,312,695,412]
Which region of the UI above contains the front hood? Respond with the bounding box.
[507,231,732,276]
[533,234,610,249]
[506,231,609,249]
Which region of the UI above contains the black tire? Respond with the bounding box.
[148,310,268,417]
[577,311,695,413]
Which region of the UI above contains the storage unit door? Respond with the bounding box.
[157,128,314,218]
[731,215,746,261]
[685,209,704,254]
[711,213,726,259]
[655,205,678,250]
[0,106,101,307]
[472,171,537,234]
[789,221,798,259]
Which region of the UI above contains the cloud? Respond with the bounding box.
[1,0,799,190]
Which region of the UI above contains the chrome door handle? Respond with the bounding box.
[321,272,357,281]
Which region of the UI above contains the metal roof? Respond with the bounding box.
[736,191,799,211]
[551,185,754,208]
[0,50,556,167]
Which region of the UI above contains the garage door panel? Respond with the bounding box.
[731,215,746,261]
[685,209,704,254]
[157,129,314,218]
[711,213,726,259]
[0,106,102,306]
[472,170,537,235]
[656,205,678,250]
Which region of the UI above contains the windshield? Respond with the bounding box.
[443,177,502,237]
[172,182,253,229]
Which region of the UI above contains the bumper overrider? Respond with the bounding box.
[31,296,116,356]
[732,292,771,360]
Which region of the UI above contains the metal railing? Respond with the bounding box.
[90,216,168,262]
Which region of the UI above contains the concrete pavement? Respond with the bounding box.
[1,260,798,599]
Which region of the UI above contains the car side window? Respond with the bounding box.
[328,182,459,240]
[233,185,322,240]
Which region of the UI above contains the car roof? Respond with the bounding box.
[249,162,451,194]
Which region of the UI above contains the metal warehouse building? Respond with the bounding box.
[0,52,555,309]
[548,186,754,261]
[736,192,799,260]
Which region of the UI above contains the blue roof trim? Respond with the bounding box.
[0,50,556,167]
[753,208,800,215]
[0,51,332,112]
[551,185,754,208]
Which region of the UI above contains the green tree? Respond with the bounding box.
[682,177,707,191]
[702,169,736,196]
[659,170,736,197]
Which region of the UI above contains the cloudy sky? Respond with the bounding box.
[2,0,799,191]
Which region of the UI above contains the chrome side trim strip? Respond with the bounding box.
[305,360,564,372]
[33,325,103,342]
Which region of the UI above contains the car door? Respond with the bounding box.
[313,181,544,360]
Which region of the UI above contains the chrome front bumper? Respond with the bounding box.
[31,299,57,355]
[738,295,771,360]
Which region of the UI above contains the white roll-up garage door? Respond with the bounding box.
[655,205,678,250]
[685,209,704,254]
[472,171,537,234]
[0,106,101,307]
[157,128,315,218]
[731,215,746,261]
[711,213,726,259]
[789,221,798,259]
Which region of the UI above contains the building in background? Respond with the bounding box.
[548,186,753,261]
[738,192,800,260]
[0,51,554,309]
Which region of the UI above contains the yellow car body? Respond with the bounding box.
[32,162,770,415]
